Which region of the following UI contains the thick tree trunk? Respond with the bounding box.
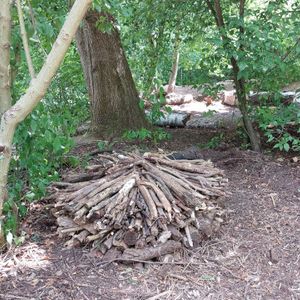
[76,12,148,137]
[0,0,12,116]
[0,0,92,246]
[167,40,180,94]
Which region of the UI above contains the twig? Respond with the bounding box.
[270,193,277,208]
[97,258,202,266]
[0,295,31,300]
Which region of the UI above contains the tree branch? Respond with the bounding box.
[206,0,219,27]
[16,0,35,78]
[214,0,225,28]
[239,0,245,35]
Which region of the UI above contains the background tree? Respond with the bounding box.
[167,36,181,93]
[205,0,261,151]
[120,0,202,93]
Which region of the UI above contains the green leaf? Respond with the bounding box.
[283,143,290,152]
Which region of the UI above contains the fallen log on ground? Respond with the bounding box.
[51,153,227,261]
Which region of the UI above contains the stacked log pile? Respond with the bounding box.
[51,153,227,260]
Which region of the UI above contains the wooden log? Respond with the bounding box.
[68,169,132,207]
[128,188,138,215]
[86,195,117,219]
[142,162,205,207]
[62,171,104,183]
[184,225,193,248]
[56,216,77,228]
[140,180,172,215]
[59,226,83,234]
[145,156,223,176]
[123,230,139,246]
[147,187,163,208]
[167,224,183,241]
[121,240,182,261]
[157,164,217,197]
[138,184,158,220]
[74,206,88,222]
[85,178,129,209]
[105,177,136,214]
[86,229,111,242]
[73,230,90,245]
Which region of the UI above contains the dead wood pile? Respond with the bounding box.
[51,153,227,260]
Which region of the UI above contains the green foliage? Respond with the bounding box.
[95,15,113,33]
[254,104,300,152]
[123,127,170,143]
[235,126,251,150]
[198,133,224,149]
[202,110,217,118]
[97,140,115,152]
[146,86,172,124]
[5,88,88,233]
[5,1,89,234]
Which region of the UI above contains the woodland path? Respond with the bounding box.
[0,128,299,300]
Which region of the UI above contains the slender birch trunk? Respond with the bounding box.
[0,0,92,245]
[167,39,180,94]
[16,0,35,78]
[0,0,12,116]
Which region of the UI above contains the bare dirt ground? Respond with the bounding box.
[0,128,299,300]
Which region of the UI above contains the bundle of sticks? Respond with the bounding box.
[52,153,227,259]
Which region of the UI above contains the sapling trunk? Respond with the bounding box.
[16,0,35,78]
[0,0,12,116]
[0,0,92,245]
[167,39,180,94]
[206,0,261,152]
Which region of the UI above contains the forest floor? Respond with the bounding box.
[0,128,300,300]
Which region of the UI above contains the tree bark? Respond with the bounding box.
[0,0,92,245]
[75,11,148,137]
[206,0,261,152]
[0,0,12,116]
[230,58,261,152]
[167,39,180,94]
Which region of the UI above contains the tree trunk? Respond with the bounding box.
[146,25,165,95]
[76,11,148,137]
[16,0,35,78]
[167,39,180,94]
[0,0,12,116]
[0,0,92,246]
[231,58,261,152]
[206,0,261,152]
